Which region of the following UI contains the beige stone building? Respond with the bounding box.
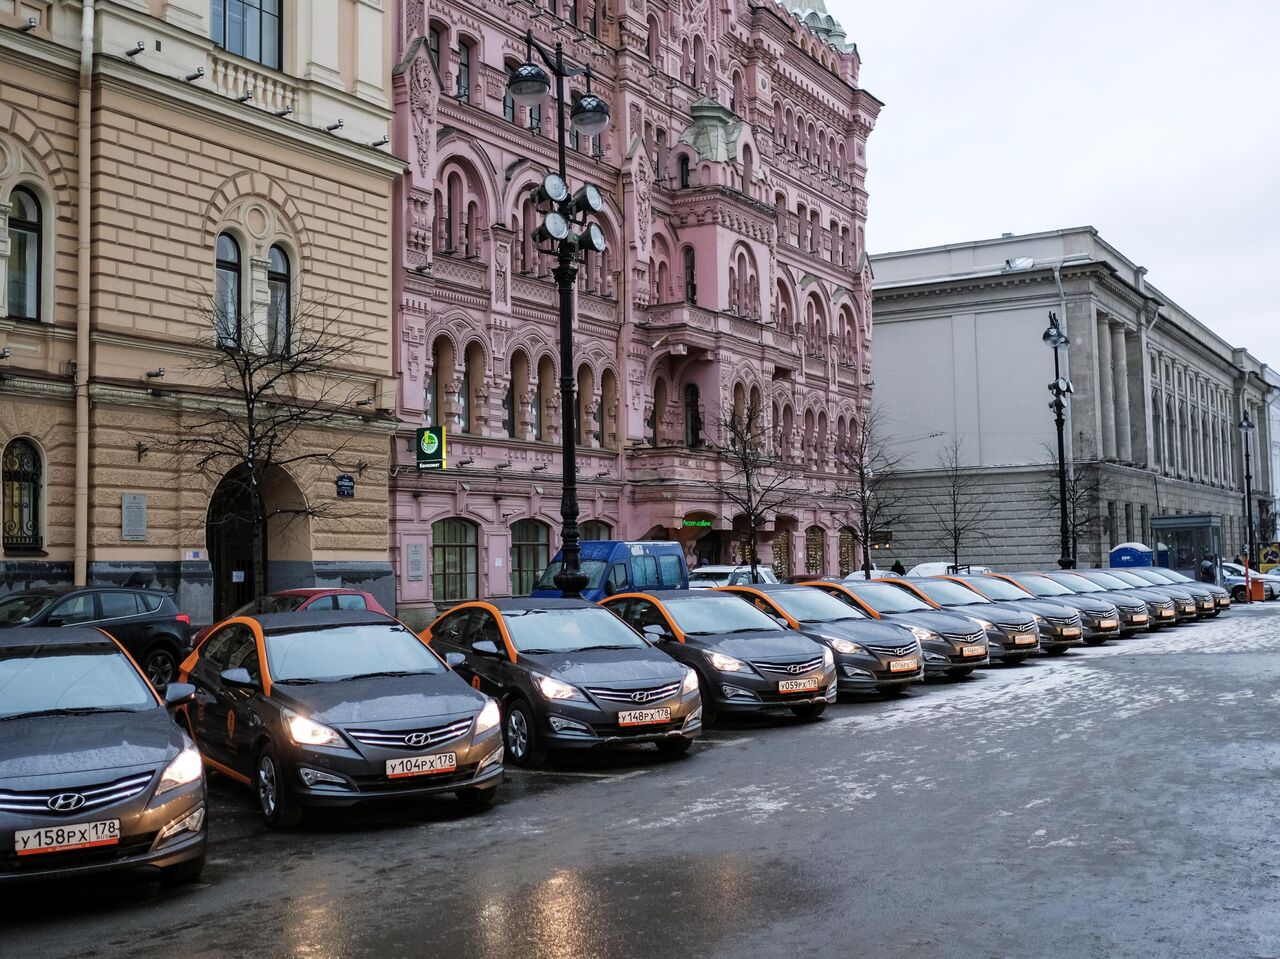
[1,0,401,621]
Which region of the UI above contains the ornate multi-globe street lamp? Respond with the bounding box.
[1043,312,1074,569]
[506,32,610,598]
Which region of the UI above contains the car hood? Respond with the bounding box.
[1046,594,1119,615]
[0,707,180,783]
[274,671,485,725]
[798,619,917,646]
[1090,590,1152,611]
[993,598,1079,619]
[880,609,986,636]
[940,604,1032,628]
[521,647,686,686]
[686,629,824,661]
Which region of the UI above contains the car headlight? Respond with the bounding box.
[969,617,995,630]
[474,697,501,734]
[533,674,587,702]
[707,651,749,673]
[821,646,834,669]
[828,638,864,655]
[908,626,936,643]
[682,667,700,694]
[283,708,343,747]
[1032,614,1045,624]
[155,740,203,797]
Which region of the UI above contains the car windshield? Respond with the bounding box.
[503,607,648,652]
[265,625,445,683]
[768,589,867,623]
[1157,569,1191,583]
[247,594,311,614]
[1104,570,1151,588]
[968,578,1033,601]
[688,571,729,585]
[0,593,56,627]
[0,644,155,719]
[1019,576,1075,597]
[662,595,783,635]
[912,580,993,607]
[1080,571,1133,590]
[1050,574,1105,593]
[534,560,608,592]
[1128,569,1172,585]
[845,583,934,612]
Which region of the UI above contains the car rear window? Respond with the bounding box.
[100,592,142,618]
[632,556,660,589]
[334,594,368,610]
[0,644,155,719]
[658,554,683,586]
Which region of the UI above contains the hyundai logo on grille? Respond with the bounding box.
[892,646,915,657]
[787,663,808,674]
[630,689,654,703]
[404,732,430,747]
[47,792,86,812]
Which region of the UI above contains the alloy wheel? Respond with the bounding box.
[507,709,528,760]
[147,652,176,687]
[258,755,278,817]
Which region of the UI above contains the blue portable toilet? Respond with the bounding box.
[1110,542,1153,568]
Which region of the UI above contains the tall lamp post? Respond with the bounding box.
[1043,312,1074,569]
[1239,411,1256,602]
[506,32,610,599]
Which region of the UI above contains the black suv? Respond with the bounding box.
[0,587,191,688]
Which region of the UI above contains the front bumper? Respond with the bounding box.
[1038,625,1084,651]
[835,651,923,690]
[922,646,990,674]
[984,628,1040,661]
[541,697,704,748]
[1117,609,1152,635]
[708,667,838,714]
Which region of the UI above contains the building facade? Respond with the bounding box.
[387,0,880,624]
[1,0,400,620]
[869,227,1275,571]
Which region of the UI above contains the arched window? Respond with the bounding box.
[678,154,691,188]
[536,355,554,440]
[456,40,473,102]
[683,246,696,302]
[214,232,241,347]
[804,525,826,574]
[427,23,443,69]
[581,520,612,541]
[510,519,550,595]
[462,342,484,434]
[838,526,856,577]
[211,0,282,70]
[684,383,702,448]
[427,336,454,426]
[503,64,517,122]
[575,364,593,446]
[646,15,660,60]
[267,245,290,354]
[6,187,41,322]
[741,144,754,196]
[432,518,478,601]
[506,350,530,439]
[2,438,42,550]
[650,378,668,446]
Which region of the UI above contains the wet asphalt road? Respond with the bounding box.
[6,604,1280,959]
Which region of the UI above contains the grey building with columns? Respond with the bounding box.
[866,227,1274,570]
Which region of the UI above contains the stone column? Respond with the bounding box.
[1097,317,1117,459]
[1112,324,1132,462]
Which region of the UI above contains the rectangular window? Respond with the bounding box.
[632,556,660,589]
[529,104,542,134]
[658,554,683,586]
[457,44,471,102]
[428,28,441,69]
[211,0,281,71]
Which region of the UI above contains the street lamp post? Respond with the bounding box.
[1239,411,1256,602]
[507,32,610,599]
[1043,312,1074,569]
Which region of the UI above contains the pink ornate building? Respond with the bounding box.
[388,0,880,624]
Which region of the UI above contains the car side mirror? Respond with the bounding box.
[473,640,504,658]
[44,616,64,628]
[164,682,196,708]
[445,652,466,668]
[643,624,671,642]
[220,667,257,689]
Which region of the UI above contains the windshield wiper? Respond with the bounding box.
[518,648,561,655]
[276,678,322,685]
[1,707,132,721]
[576,644,640,651]
[344,670,430,680]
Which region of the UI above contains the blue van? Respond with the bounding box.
[531,541,688,602]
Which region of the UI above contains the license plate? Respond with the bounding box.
[1099,619,1118,628]
[889,658,919,673]
[618,707,671,726]
[778,676,822,693]
[962,644,986,657]
[1061,627,1081,637]
[1012,634,1037,646]
[1133,614,1148,623]
[1160,609,1174,617]
[15,819,120,856]
[386,752,457,779]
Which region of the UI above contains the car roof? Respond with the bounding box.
[272,588,363,596]
[723,582,807,593]
[487,598,597,611]
[248,610,399,634]
[617,589,715,600]
[0,626,116,649]
[1,585,78,598]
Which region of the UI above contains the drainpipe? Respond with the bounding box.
[74,0,95,585]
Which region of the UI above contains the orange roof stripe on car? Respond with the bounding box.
[420,601,520,662]
[880,577,943,609]
[936,575,991,598]
[799,581,882,619]
[714,585,800,629]
[599,593,686,642]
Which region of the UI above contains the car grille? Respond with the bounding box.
[751,657,825,675]
[1004,621,1037,633]
[583,680,683,705]
[1046,614,1081,627]
[864,643,918,657]
[346,716,473,751]
[941,630,986,645]
[0,771,154,816]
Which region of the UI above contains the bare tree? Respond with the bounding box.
[703,400,807,583]
[1041,444,1105,562]
[162,297,377,598]
[833,406,907,578]
[929,436,994,570]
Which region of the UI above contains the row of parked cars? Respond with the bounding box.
[0,564,1225,887]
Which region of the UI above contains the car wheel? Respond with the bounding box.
[1231,587,1245,602]
[655,736,693,756]
[160,854,206,885]
[503,698,546,768]
[255,743,302,830]
[143,646,179,688]
[947,667,974,679]
[455,785,499,809]
[790,702,826,721]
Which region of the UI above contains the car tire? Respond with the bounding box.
[947,667,974,679]
[455,785,499,809]
[143,645,179,688]
[790,702,826,721]
[503,698,547,768]
[159,854,206,885]
[255,743,302,830]
[655,736,693,756]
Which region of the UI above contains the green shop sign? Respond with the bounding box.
[682,518,713,528]
[416,426,447,470]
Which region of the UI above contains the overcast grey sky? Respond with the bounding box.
[832,0,1280,366]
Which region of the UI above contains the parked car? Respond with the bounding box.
[424,598,701,765]
[939,574,1084,655]
[882,577,1040,664]
[688,565,780,588]
[1216,562,1279,601]
[532,541,688,601]
[1039,571,1171,631]
[180,610,503,827]
[983,573,1122,644]
[191,588,388,645]
[0,586,192,688]
[716,583,924,695]
[0,627,206,883]
[804,579,990,679]
[601,589,834,723]
[906,562,993,578]
[1143,568,1231,612]
[1100,568,1217,618]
